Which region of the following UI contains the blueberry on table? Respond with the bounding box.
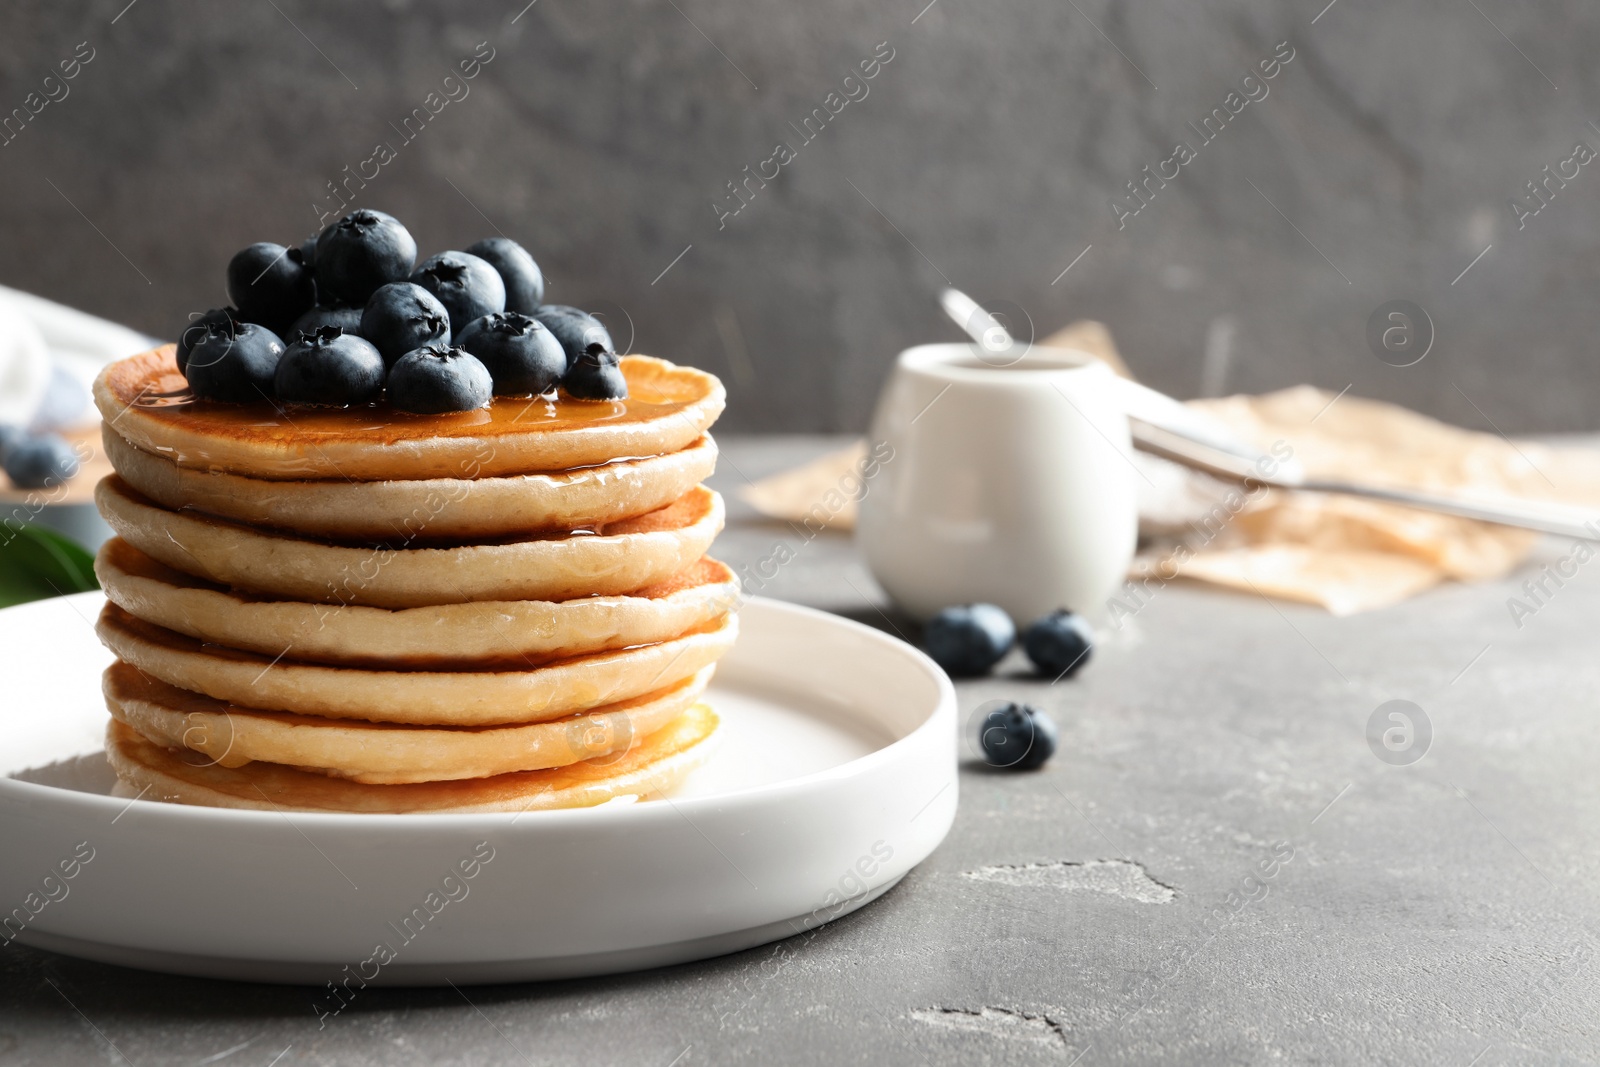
[175,307,239,374]
[273,327,385,406]
[184,322,287,403]
[561,345,629,401]
[535,305,614,372]
[456,312,565,396]
[226,242,315,336]
[289,305,364,341]
[297,234,318,271]
[3,433,79,490]
[923,603,1015,677]
[314,209,418,305]
[387,344,493,414]
[410,252,506,333]
[466,237,544,314]
[361,282,451,366]
[1022,609,1095,679]
[976,702,1058,770]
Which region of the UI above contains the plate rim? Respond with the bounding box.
[0,592,953,826]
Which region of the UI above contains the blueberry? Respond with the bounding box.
[976,702,1058,770]
[176,307,239,374]
[314,209,417,305]
[361,282,451,366]
[2,433,79,490]
[455,312,565,396]
[465,237,544,314]
[534,305,614,371]
[289,305,364,341]
[226,242,315,335]
[297,234,318,272]
[561,346,629,401]
[923,603,1015,677]
[410,252,506,333]
[274,326,385,406]
[184,321,287,403]
[1022,609,1094,679]
[387,344,493,414]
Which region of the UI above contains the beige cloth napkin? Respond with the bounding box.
[1169,386,1600,613]
[736,323,1600,614]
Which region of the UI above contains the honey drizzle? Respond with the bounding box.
[120,370,687,447]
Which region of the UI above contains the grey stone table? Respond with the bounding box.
[5,435,1599,1066]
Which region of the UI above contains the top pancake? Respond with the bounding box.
[93,347,726,481]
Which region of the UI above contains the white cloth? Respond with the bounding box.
[0,285,158,432]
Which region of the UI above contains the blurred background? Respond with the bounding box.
[0,0,1593,434]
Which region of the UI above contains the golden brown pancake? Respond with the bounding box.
[104,704,721,813]
[104,660,711,784]
[95,538,741,667]
[93,348,724,481]
[95,601,739,726]
[102,425,720,541]
[96,475,725,608]
[91,345,735,814]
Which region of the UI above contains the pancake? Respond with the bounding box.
[104,704,721,813]
[96,476,725,608]
[104,660,711,784]
[95,602,739,726]
[102,426,720,541]
[93,347,725,481]
[95,538,741,667]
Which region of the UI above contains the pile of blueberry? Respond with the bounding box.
[923,604,1093,680]
[178,209,626,413]
[0,425,79,491]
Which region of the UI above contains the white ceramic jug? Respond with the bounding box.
[857,343,1138,624]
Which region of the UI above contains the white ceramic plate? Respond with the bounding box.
[0,593,956,986]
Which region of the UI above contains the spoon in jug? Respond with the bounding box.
[938,288,1600,540]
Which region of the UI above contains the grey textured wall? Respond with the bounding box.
[0,1,1595,433]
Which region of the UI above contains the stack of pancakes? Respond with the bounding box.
[88,347,737,813]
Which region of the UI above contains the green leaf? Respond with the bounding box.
[0,522,99,608]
